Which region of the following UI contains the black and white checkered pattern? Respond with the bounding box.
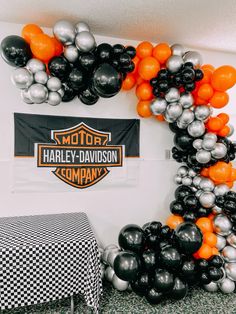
[0,212,102,312]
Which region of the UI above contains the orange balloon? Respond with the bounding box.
[51,37,63,56]
[136,82,153,100]
[156,114,165,122]
[202,64,215,72]
[136,41,153,59]
[30,34,55,62]
[218,125,230,137]
[136,76,145,85]
[22,24,43,44]
[195,97,207,105]
[197,83,214,100]
[210,91,229,109]
[217,113,229,124]
[229,168,236,181]
[211,65,236,91]
[203,232,217,247]
[226,181,234,188]
[197,243,213,259]
[196,217,213,233]
[201,167,209,177]
[208,213,215,221]
[136,100,152,118]
[212,247,219,255]
[166,215,184,229]
[207,117,224,131]
[132,56,140,75]
[122,74,136,90]
[208,161,232,183]
[152,43,171,64]
[138,57,160,80]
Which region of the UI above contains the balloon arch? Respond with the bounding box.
[1,20,236,303]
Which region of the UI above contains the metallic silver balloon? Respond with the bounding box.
[105,266,115,282]
[11,68,33,89]
[53,19,75,45]
[227,233,236,248]
[171,44,185,57]
[166,55,184,73]
[64,45,79,63]
[194,105,211,121]
[214,184,229,196]
[47,77,62,92]
[202,138,216,151]
[75,31,96,52]
[21,89,33,104]
[222,246,236,262]
[213,215,232,236]
[216,235,227,251]
[165,88,180,103]
[177,166,188,177]
[204,132,217,141]
[204,281,218,292]
[150,98,167,114]
[178,92,193,108]
[182,176,192,186]
[26,58,46,74]
[195,189,204,198]
[166,103,183,120]
[227,124,234,137]
[211,143,227,159]
[183,51,203,67]
[225,263,236,281]
[193,176,202,187]
[28,83,48,104]
[75,21,90,33]
[112,274,129,291]
[34,71,48,85]
[47,92,62,106]
[188,169,197,177]
[57,88,65,98]
[177,120,188,129]
[178,109,194,125]
[196,150,211,164]
[219,278,235,293]
[193,139,203,150]
[164,111,175,123]
[191,186,198,192]
[102,245,119,263]
[187,120,205,137]
[174,174,182,184]
[199,191,215,208]
[199,178,215,192]
[107,249,120,268]
[212,205,223,215]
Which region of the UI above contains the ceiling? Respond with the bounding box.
[1,0,236,53]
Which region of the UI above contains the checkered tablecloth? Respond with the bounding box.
[0,212,102,312]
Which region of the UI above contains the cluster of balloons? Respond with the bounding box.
[206,113,233,137]
[0,20,136,106]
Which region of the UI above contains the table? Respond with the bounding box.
[0,212,102,313]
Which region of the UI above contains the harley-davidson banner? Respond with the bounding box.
[14,113,140,192]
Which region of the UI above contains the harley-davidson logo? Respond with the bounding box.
[37,123,124,188]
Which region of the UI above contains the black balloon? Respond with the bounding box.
[199,272,211,285]
[92,63,122,98]
[171,277,188,300]
[0,35,31,67]
[160,245,182,271]
[118,224,145,253]
[160,225,173,239]
[146,234,160,250]
[209,255,224,268]
[68,68,85,91]
[131,272,150,296]
[119,53,131,66]
[170,200,185,216]
[154,269,174,292]
[174,132,194,151]
[78,53,97,71]
[48,56,71,81]
[183,195,199,211]
[114,251,140,282]
[61,82,77,102]
[226,191,236,202]
[180,259,197,281]
[174,222,203,255]
[113,44,125,56]
[224,200,236,213]
[96,43,113,62]
[197,259,209,271]
[149,221,162,235]
[208,267,224,281]
[125,46,136,58]
[183,211,197,222]
[79,87,99,105]
[146,288,163,304]
[142,249,157,272]
[175,185,193,202]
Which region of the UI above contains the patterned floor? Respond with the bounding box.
[3,283,236,314]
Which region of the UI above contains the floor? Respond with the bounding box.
[3,283,236,314]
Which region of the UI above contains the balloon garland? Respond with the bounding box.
[1,19,236,303]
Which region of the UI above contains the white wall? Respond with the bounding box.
[0,21,236,246]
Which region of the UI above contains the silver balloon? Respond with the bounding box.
[224,246,236,263]
[218,278,235,293]
[102,245,119,263]
[166,103,183,120]
[163,111,175,123]
[196,150,211,164]
[75,21,90,33]
[188,169,197,177]
[177,166,188,177]
[195,190,204,198]
[47,92,62,106]
[199,178,215,192]
[199,191,215,208]
[213,215,232,236]
[193,176,202,187]
[216,235,227,251]
[171,44,185,57]
[34,71,48,85]
[64,45,79,63]
[57,88,65,98]
[211,143,227,159]
[214,184,229,196]
[98,247,104,260]
[212,206,223,215]
[193,139,203,150]
[150,98,167,114]
[165,88,180,103]
[191,186,198,192]
[47,77,62,92]
[204,282,218,292]
[26,58,46,74]
[183,51,203,67]
[112,274,129,291]
[105,266,115,282]
[178,109,194,125]
[53,19,75,45]
[75,31,96,52]
[202,138,216,151]
[107,249,120,268]
[227,124,234,137]
[187,120,205,137]
[225,263,236,281]
[204,132,217,141]
[178,92,193,108]
[182,176,192,186]
[177,120,189,129]
[166,55,183,73]
[100,263,105,280]
[28,83,48,104]
[174,174,182,184]
[21,89,33,104]
[11,68,33,89]
[227,233,236,248]
[194,105,211,121]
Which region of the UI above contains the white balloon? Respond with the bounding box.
[112,274,129,291]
